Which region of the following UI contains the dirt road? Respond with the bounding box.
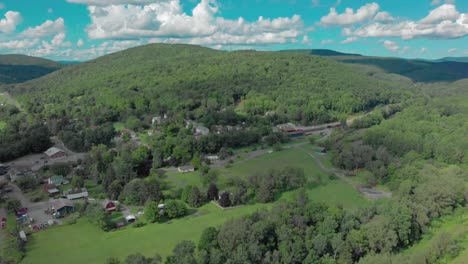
[0,92,23,112]
[298,146,392,199]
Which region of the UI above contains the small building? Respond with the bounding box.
[205,155,219,161]
[44,147,67,159]
[64,188,88,200]
[125,215,136,223]
[48,175,68,186]
[178,165,195,173]
[276,123,305,139]
[19,231,27,241]
[158,204,165,210]
[102,199,117,212]
[43,184,60,195]
[52,198,74,217]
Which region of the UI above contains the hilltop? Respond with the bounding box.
[280,49,360,57]
[0,54,63,84]
[434,57,468,63]
[9,43,405,126]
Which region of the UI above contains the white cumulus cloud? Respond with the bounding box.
[81,0,303,46]
[419,4,459,24]
[0,11,22,33]
[320,2,379,26]
[0,39,38,49]
[343,4,468,40]
[341,36,358,44]
[20,18,65,38]
[67,0,161,5]
[381,40,400,51]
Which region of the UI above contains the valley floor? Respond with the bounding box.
[21,142,369,264]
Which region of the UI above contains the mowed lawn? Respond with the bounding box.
[23,203,269,264]
[23,145,367,264]
[167,147,367,208]
[218,147,367,208]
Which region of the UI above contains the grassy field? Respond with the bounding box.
[0,120,5,130]
[22,203,269,264]
[169,146,367,208]
[166,171,202,187]
[1,214,24,263]
[22,144,367,263]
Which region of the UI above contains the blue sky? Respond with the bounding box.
[0,0,466,60]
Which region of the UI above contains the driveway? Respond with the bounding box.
[6,184,58,224]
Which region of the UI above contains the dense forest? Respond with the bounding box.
[8,44,406,126]
[104,79,468,264]
[0,44,413,157]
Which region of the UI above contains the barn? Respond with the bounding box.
[44,147,67,159]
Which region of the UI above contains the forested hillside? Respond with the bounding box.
[0,54,62,84]
[9,44,405,126]
[283,50,468,83]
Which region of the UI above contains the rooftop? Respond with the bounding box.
[44,147,65,157]
[52,198,73,210]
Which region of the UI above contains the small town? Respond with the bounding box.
[0,1,467,263]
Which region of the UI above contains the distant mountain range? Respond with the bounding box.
[0,54,63,84]
[281,49,468,83]
[0,47,467,86]
[433,57,468,63]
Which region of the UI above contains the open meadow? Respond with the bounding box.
[22,144,368,263]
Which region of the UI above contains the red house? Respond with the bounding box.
[102,200,117,212]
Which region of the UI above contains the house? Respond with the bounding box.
[43,184,60,195]
[178,165,195,173]
[64,188,88,200]
[48,175,68,186]
[185,120,210,136]
[102,199,117,212]
[52,198,74,217]
[44,147,67,159]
